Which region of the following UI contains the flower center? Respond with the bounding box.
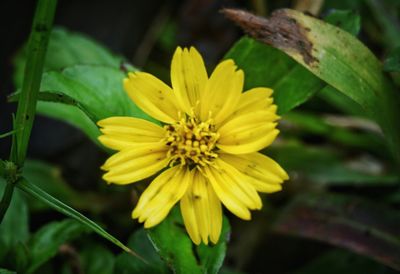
[164,116,219,167]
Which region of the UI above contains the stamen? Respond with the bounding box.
[164,115,219,168]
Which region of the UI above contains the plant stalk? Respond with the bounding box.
[0,0,57,223]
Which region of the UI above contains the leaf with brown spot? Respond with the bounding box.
[224,8,400,166]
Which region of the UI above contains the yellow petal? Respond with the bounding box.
[220,152,288,193]
[102,143,168,184]
[217,109,279,154]
[200,59,244,124]
[171,47,208,115]
[97,117,165,150]
[132,166,180,217]
[231,87,275,118]
[124,72,180,123]
[216,159,262,209]
[180,170,223,245]
[180,171,201,245]
[132,166,191,228]
[192,172,211,244]
[218,110,278,135]
[206,175,223,244]
[205,159,262,220]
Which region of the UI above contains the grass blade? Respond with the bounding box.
[16,177,141,259]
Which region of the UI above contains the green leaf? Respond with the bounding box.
[322,10,366,116]
[22,160,113,213]
[115,229,170,274]
[267,142,399,186]
[80,243,115,274]
[225,8,400,164]
[0,268,16,274]
[27,219,90,273]
[384,46,400,72]
[225,37,324,115]
[37,101,100,145]
[22,160,80,211]
[0,179,29,259]
[12,27,144,146]
[293,249,398,274]
[365,0,400,51]
[317,86,366,117]
[16,178,136,256]
[147,207,230,274]
[324,10,361,36]
[13,27,123,88]
[13,242,29,274]
[282,111,385,156]
[226,9,365,118]
[273,192,400,271]
[36,65,155,145]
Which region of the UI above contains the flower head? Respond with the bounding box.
[98,47,288,245]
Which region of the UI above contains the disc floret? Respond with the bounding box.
[165,116,219,167]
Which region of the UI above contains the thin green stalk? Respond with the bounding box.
[0,184,14,222]
[16,178,144,261]
[0,129,19,139]
[0,0,57,224]
[11,0,57,165]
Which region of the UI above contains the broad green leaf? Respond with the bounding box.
[12,27,144,147]
[317,86,366,117]
[81,243,115,274]
[384,46,400,72]
[225,8,400,164]
[225,9,365,118]
[16,178,136,256]
[225,37,324,115]
[13,27,123,88]
[0,179,29,259]
[36,65,155,145]
[267,142,398,186]
[320,10,384,117]
[26,219,90,273]
[318,10,367,116]
[147,207,230,274]
[115,229,170,274]
[273,193,400,271]
[293,249,398,274]
[324,10,361,36]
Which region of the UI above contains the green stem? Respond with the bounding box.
[0,129,19,139]
[16,178,143,260]
[11,0,57,165]
[0,184,14,223]
[0,0,57,224]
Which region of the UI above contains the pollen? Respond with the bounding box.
[164,116,219,167]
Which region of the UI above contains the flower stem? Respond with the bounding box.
[0,0,57,224]
[0,184,14,223]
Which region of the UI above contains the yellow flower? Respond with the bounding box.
[98,47,288,245]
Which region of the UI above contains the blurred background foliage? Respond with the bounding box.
[1,0,400,273]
